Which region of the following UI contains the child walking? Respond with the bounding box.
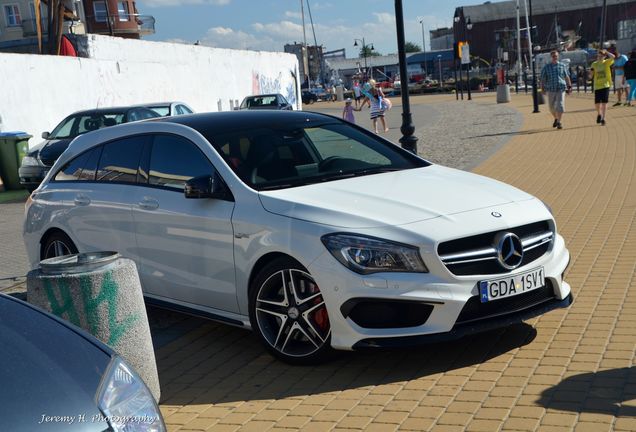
[342,98,356,123]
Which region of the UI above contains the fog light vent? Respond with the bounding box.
[341,299,434,329]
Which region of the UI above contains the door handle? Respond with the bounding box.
[138,197,159,211]
[74,195,90,206]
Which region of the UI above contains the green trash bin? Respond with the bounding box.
[0,132,32,190]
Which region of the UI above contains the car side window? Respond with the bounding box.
[54,151,92,181]
[179,105,193,114]
[148,134,214,191]
[53,146,103,182]
[96,137,146,183]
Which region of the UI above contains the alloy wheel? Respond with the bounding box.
[255,269,330,359]
[43,240,73,259]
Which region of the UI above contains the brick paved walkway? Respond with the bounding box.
[156,93,636,431]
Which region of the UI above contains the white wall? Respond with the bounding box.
[0,34,300,148]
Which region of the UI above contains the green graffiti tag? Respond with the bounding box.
[79,270,140,346]
[44,278,81,327]
[44,270,140,347]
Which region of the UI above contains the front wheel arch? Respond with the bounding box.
[40,228,78,260]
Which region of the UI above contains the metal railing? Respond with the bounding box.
[85,14,155,36]
[22,18,49,37]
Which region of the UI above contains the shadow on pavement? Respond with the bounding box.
[536,367,636,417]
[156,320,536,405]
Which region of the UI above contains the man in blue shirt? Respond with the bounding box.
[540,50,572,130]
[613,50,629,106]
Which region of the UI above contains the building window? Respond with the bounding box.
[618,19,636,40]
[4,4,21,27]
[93,1,107,22]
[118,1,129,21]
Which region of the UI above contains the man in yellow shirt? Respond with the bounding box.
[591,49,615,125]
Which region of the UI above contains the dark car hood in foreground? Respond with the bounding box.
[38,138,73,166]
[0,294,112,431]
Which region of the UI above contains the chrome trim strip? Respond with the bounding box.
[440,231,553,266]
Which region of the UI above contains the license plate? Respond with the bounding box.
[479,267,545,303]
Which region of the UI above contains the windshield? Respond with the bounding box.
[240,96,278,109]
[206,122,429,191]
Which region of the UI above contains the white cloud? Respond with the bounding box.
[142,0,229,8]
[284,11,302,19]
[196,11,437,56]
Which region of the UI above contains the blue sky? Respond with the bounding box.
[138,0,489,57]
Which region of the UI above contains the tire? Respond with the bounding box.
[41,231,78,260]
[249,257,334,365]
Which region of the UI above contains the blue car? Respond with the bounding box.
[0,292,165,431]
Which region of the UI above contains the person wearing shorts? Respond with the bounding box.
[540,50,572,130]
[625,51,636,107]
[591,49,615,126]
[613,51,629,106]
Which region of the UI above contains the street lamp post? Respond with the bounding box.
[394,0,418,154]
[419,19,427,77]
[437,55,443,90]
[528,0,539,113]
[354,38,373,80]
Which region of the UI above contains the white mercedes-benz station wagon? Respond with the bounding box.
[24,111,572,363]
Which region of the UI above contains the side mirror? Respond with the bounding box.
[185,173,227,199]
[42,132,50,139]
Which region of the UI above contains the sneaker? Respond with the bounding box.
[601,119,606,126]
[613,102,622,107]
[557,122,563,129]
[597,115,602,124]
[552,119,558,127]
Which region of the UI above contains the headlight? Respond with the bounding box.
[21,155,40,167]
[97,357,165,432]
[321,233,428,274]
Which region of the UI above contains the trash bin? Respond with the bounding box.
[0,132,31,190]
[27,251,161,402]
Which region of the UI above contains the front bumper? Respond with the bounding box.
[353,292,573,349]
[18,164,48,187]
[308,233,571,351]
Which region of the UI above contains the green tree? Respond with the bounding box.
[360,45,381,57]
[405,42,421,53]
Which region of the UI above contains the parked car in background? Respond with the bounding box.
[239,94,293,110]
[19,106,161,192]
[309,87,328,101]
[24,110,572,365]
[139,101,194,117]
[302,91,318,105]
[0,292,165,431]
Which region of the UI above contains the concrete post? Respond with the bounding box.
[27,252,160,402]
[496,84,511,103]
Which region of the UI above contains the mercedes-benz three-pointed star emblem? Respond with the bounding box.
[495,232,524,270]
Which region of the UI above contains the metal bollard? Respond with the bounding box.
[27,252,160,402]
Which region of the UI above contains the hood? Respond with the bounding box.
[0,294,111,431]
[38,138,73,166]
[258,165,535,228]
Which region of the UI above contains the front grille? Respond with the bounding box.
[456,281,555,325]
[438,221,553,276]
